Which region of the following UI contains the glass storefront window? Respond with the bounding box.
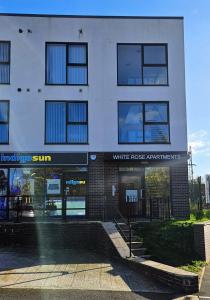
[0,196,7,219]
[1,167,87,219]
[45,197,62,216]
[45,168,63,216]
[64,173,87,217]
[145,167,170,218]
[0,168,8,196]
[66,196,86,216]
[145,167,170,199]
[9,168,45,218]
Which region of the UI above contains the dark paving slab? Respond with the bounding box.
[0,288,182,300]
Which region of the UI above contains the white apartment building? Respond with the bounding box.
[0,14,189,220]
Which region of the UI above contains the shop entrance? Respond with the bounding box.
[119,168,146,218]
[1,167,87,220]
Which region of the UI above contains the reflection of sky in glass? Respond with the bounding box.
[144,46,166,64]
[145,103,168,122]
[118,45,142,85]
[119,103,143,143]
[0,102,8,122]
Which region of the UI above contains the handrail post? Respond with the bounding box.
[150,197,152,221]
[129,221,132,258]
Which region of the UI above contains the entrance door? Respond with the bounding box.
[63,173,87,218]
[119,170,145,218]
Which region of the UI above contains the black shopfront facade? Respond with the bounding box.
[103,152,189,220]
[0,152,88,220]
[0,151,190,221]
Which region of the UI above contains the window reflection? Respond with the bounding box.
[2,167,87,219]
[144,124,169,143]
[118,102,169,143]
[143,67,167,85]
[118,44,168,85]
[119,102,143,143]
[143,45,166,64]
[0,168,8,196]
[118,45,142,85]
[145,167,170,199]
[145,103,168,122]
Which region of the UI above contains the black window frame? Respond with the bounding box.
[45,42,88,86]
[0,41,11,85]
[0,100,9,144]
[118,101,170,144]
[117,43,168,86]
[45,100,88,145]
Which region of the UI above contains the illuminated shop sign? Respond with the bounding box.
[104,152,188,162]
[0,152,88,166]
[66,180,86,185]
[0,154,51,164]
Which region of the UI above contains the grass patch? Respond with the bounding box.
[180,260,207,274]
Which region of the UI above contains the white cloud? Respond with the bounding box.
[188,130,210,156]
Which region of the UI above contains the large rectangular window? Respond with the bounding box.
[117,44,168,86]
[46,43,88,85]
[0,101,9,144]
[118,101,169,144]
[45,101,88,144]
[0,42,10,84]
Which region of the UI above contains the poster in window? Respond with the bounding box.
[47,179,61,195]
[10,168,35,196]
[22,179,34,195]
[126,190,138,202]
[0,169,8,196]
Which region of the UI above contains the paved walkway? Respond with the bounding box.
[199,264,210,298]
[0,247,174,295]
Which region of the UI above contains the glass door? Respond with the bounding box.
[45,168,63,217]
[64,173,87,217]
[119,170,145,218]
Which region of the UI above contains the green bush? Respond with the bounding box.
[190,209,210,221]
[205,210,210,219]
[133,220,201,267]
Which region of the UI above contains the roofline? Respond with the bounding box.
[0,13,183,20]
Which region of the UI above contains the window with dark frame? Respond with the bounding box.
[0,42,10,84]
[45,101,88,144]
[0,101,9,144]
[118,101,169,144]
[46,43,88,85]
[117,44,168,86]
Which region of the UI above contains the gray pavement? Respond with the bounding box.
[0,247,179,298]
[199,264,210,298]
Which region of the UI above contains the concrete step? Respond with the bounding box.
[127,241,144,249]
[119,229,136,236]
[139,254,151,259]
[116,224,129,231]
[131,248,147,256]
[123,235,140,242]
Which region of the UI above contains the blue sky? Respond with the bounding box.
[0,0,210,177]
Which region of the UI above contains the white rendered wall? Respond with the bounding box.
[0,15,187,153]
